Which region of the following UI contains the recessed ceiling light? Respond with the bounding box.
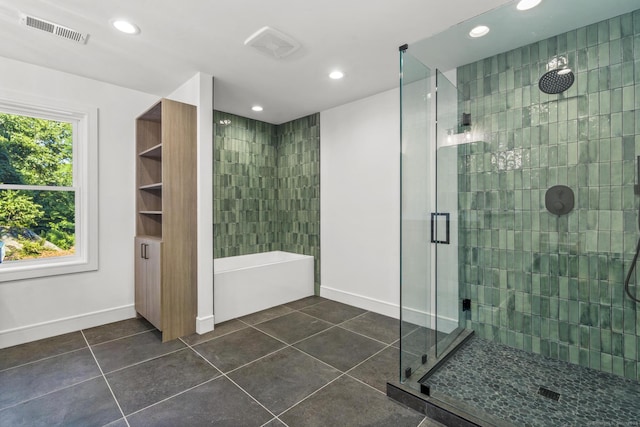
[329,70,344,80]
[252,105,263,112]
[469,25,490,38]
[111,19,140,35]
[517,0,542,11]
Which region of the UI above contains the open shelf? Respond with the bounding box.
[139,183,163,191]
[139,143,162,159]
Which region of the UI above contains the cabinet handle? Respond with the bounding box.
[144,244,148,259]
[140,243,145,259]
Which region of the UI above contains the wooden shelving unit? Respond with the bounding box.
[135,98,197,342]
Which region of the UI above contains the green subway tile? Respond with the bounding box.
[601,328,612,354]
[624,334,637,360]
[454,10,639,378]
[601,353,613,373]
[612,332,624,358]
[612,356,625,377]
[609,16,622,40]
[622,61,634,86]
[590,327,601,351]
[623,85,635,110]
[624,361,637,381]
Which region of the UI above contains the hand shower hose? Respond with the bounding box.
[624,237,640,303]
[626,156,640,304]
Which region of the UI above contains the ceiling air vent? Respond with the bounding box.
[244,26,300,59]
[19,13,88,44]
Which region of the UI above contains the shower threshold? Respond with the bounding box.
[405,336,640,427]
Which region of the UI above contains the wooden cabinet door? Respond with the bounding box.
[144,239,162,330]
[134,237,162,331]
[134,237,147,316]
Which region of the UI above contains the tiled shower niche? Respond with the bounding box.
[214,111,320,291]
[456,10,640,380]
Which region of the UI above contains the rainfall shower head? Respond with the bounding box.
[539,56,574,94]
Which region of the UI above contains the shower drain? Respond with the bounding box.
[538,386,560,401]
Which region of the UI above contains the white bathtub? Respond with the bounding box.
[213,251,314,323]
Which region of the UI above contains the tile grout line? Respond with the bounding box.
[335,323,398,347]
[276,372,349,420]
[275,346,423,422]
[242,322,345,376]
[0,346,89,374]
[235,322,351,381]
[80,330,131,427]
[179,337,285,424]
[222,343,291,376]
[182,324,250,346]
[185,302,399,422]
[0,374,104,413]
[253,321,336,348]
[101,346,189,376]
[344,342,395,377]
[188,304,405,424]
[234,297,329,329]
[0,323,155,374]
[244,311,397,376]
[123,377,218,419]
[248,310,395,357]
[85,327,155,348]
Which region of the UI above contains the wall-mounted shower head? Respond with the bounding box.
[539,56,574,94]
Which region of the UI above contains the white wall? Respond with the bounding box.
[0,56,158,348]
[167,73,214,334]
[320,88,401,318]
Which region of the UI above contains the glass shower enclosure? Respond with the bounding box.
[400,51,466,385]
[398,1,640,425]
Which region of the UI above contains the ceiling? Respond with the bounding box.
[409,0,640,73]
[3,1,635,125]
[0,0,510,124]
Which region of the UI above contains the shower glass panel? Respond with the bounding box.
[434,69,465,358]
[399,49,434,384]
[399,52,465,384]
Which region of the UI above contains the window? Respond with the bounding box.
[0,96,97,281]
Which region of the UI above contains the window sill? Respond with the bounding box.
[0,256,98,282]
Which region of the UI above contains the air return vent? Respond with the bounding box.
[244,26,300,59]
[19,13,88,44]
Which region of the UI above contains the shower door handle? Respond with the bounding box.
[430,212,450,244]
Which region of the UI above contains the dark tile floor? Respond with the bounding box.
[0,296,444,427]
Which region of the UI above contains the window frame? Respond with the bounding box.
[0,95,98,281]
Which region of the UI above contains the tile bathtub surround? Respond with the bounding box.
[214,111,321,292]
[0,300,429,427]
[214,112,278,258]
[456,9,640,380]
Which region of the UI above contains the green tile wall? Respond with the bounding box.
[213,111,321,293]
[277,115,321,290]
[214,111,278,257]
[456,10,640,380]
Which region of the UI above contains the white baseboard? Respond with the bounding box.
[196,314,215,334]
[320,285,458,333]
[0,304,137,349]
[320,285,400,319]
[402,305,458,333]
